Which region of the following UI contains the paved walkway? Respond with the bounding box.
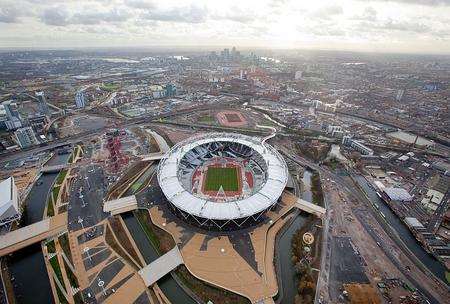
[282,192,326,217]
[103,195,137,215]
[140,152,165,162]
[0,213,67,256]
[138,246,183,286]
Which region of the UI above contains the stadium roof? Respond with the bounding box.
[158,133,288,221]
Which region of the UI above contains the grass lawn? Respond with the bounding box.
[204,167,238,192]
[56,170,68,185]
[49,256,65,291]
[198,115,215,124]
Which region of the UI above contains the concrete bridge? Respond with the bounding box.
[41,163,69,173]
[0,213,67,256]
[282,192,326,218]
[103,195,137,215]
[140,152,166,162]
[104,192,327,219]
[138,246,184,286]
[256,125,277,144]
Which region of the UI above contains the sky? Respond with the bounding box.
[0,0,449,54]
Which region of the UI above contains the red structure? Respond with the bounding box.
[106,130,128,172]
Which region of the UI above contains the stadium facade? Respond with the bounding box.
[157,133,288,230]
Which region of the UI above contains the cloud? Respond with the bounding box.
[269,0,288,7]
[71,8,131,25]
[310,27,346,37]
[359,0,450,6]
[0,7,21,23]
[40,7,70,26]
[141,4,207,23]
[213,7,257,24]
[378,19,431,33]
[40,6,131,26]
[356,19,432,35]
[310,5,343,19]
[125,0,155,10]
[352,7,378,22]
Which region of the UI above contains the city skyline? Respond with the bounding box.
[1,0,450,54]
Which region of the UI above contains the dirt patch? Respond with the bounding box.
[344,284,381,304]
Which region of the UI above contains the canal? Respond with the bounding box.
[121,213,197,304]
[278,170,312,304]
[7,153,69,304]
[354,175,448,285]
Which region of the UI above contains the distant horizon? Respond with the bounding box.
[1,0,449,56]
[1,45,450,57]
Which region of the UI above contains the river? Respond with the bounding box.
[277,170,312,304]
[121,213,197,304]
[7,153,69,304]
[353,175,448,285]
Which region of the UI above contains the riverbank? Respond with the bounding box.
[4,153,69,304]
[290,169,324,303]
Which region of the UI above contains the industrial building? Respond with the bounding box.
[342,136,374,155]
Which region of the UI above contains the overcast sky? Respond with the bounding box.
[0,0,449,54]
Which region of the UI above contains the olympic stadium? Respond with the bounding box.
[157,133,288,230]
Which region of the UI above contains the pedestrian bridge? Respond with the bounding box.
[282,192,326,218]
[138,246,184,286]
[140,152,165,162]
[103,195,137,215]
[41,163,69,173]
[0,213,67,256]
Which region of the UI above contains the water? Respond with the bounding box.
[278,170,313,304]
[7,153,69,304]
[121,213,197,304]
[354,175,448,284]
[7,243,52,304]
[301,170,312,202]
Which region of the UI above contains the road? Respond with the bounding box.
[0,102,244,165]
[278,146,448,303]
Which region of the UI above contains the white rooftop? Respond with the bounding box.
[0,177,19,221]
[384,187,413,201]
[405,217,424,228]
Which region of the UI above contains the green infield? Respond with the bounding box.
[204,167,239,192]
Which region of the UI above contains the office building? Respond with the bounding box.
[14,126,38,148]
[396,89,404,102]
[2,101,22,130]
[35,91,50,115]
[75,91,86,108]
[342,136,374,155]
[327,125,344,138]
